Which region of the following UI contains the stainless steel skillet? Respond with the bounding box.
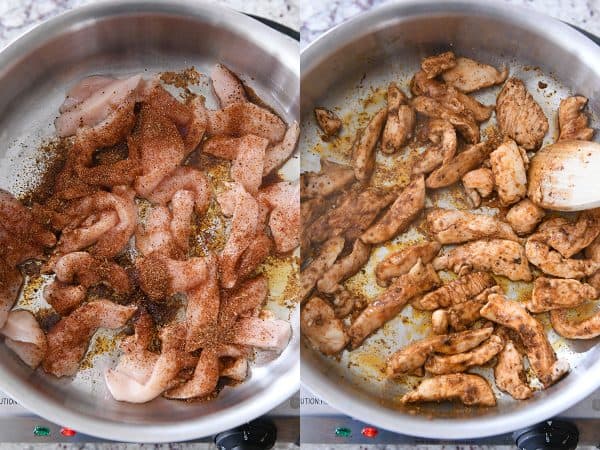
[301,0,600,440]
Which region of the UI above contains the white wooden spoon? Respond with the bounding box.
[528,140,600,211]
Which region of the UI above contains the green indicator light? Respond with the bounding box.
[335,426,352,437]
[33,426,51,437]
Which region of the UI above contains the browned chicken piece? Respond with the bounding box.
[433,239,532,281]
[411,70,446,97]
[425,334,504,375]
[315,107,342,136]
[381,83,415,153]
[550,308,600,339]
[495,340,533,400]
[301,297,348,355]
[317,239,371,293]
[412,96,480,143]
[480,293,569,387]
[431,309,449,334]
[525,240,600,279]
[448,286,502,331]
[558,96,594,141]
[301,159,355,199]
[496,78,549,150]
[375,241,441,287]
[490,139,529,206]
[352,108,387,184]
[426,209,518,244]
[300,236,345,302]
[533,212,600,259]
[331,287,366,318]
[386,327,494,376]
[401,373,496,407]
[301,196,328,230]
[425,141,492,189]
[412,119,457,175]
[585,234,600,261]
[421,51,456,78]
[506,199,545,235]
[462,168,495,207]
[527,277,598,313]
[361,176,426,244]
[414,271,496,310]
[305,188,397,245]
[441,57,508,93]
[348,260,440,348]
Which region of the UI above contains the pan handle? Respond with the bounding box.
[214,419,277,450]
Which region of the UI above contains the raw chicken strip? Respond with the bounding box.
[259,181,300,253]
[210,64,247,107]
[263,122,300,176]
[231,317,291,352]
[230,135,269,195]
[0,310,47,368]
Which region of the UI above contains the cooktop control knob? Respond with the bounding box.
[215,419,277,450]
[514,420,578,450]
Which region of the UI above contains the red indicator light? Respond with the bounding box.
[60,428,76,437]
[361,426,378,438]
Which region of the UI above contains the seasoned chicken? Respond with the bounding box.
[301,159,355,199]
[425,334,504,375]
[386,327,493,376]
[166,347,219,400]
[441,57,508,93]
[352,108,387,183]
[412,119,457,175]
[263,122,300,176]
[421,51,456,78]
[148,166,211,216]
[533,213,600,259]
[301,297,348,355]
[433,239,532,281]
[425,141,492,189]
[317,239,371,294]
[494,340,533,400]
[381,83,415,153]
[361,176,426,244]
[300,236,345,301]
[259,181,300,253]
[527,277,597,313]
[506,199,545,235]
[185,257,219,352]
[426,209,518,244]
[0,310,47,369]
[414,271,496,310]
[550,308,600,339]
[490,139,528,206]
[301,196,328,230]
[231,317,291,352]
[480,293,568,387]
[375,241,441,287]
[431,309,449,334]
[447,286,501,331]
[210,64,247,106]
[585,234,600,261]
[525,239,600,279]
[402,373,496,407]
[558,96,594,141]
[230,135,268,195]
[412,96,479,143]
[331,288,366,318]
[496,78,549,150]
[315,107,342,136]
[462,168,495,208]
[348,260,440,348]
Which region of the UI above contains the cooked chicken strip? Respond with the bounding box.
[301,159,355,199]
[315,107,342,136]
[263,122,300,176]
[533,213,600,259]
[381,83,415,153]
[361,176,426,244]
[525,239,600,279]
[210,64,246,107]
[496,78,549,150]
[421,51,456,78]
[412,96,479,144]
[550,308,600,339]
[375,241,441,287]
[558,96,594,141]
[0,310,47,368]
[448,286,501,331]
[425,334,504,375]
[412,119,457,175]
[425,141,492,189]
[331,288,366,318]
[352,108,387,183]
[441,57,508,93]
[300,236,345,301]
[402,373,496,406]
[481,293,568,387]
[317,239,371,294]
[301,196,328,230]
[490,139,528,206]
[585,234,600,261]
[506,199,545,235]
[301,297,348,355]
[414,271,496,310]
[426,209,518,244]
[527,277,597,313]
[433,239,532,281]
[348,261,440,348]
[432,309,449,335]
[495,340,533,400]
